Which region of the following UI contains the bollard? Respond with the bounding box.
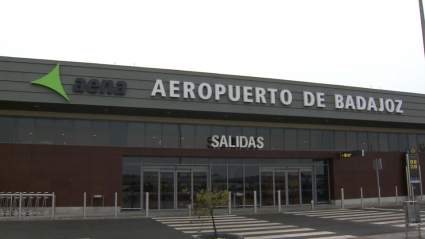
[311,200,314,211]
[114,192,117,218]
[378,186,381,206]
[228,192,232,214]
[341,188,344,208]
[19,192,22,219]
[254,191,257,214]
[146,192,149,217]
[360,187,363,208]
[188,204,191,217]
[395,186,398,205]
[278,190,281,212]
[83,192,86,218]
[52,192,55,219]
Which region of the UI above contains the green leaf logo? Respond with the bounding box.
[31,64,70,101]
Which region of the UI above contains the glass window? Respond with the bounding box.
[127,122,144,147]
[193,158,210,164]
[260,159,275,165]
[35,119,54,144]
[298,130,310,150]
[16,118,35,143]
[74,120,91,145]
[300,159,313,164]
[181,125,195,148]
[244,165,259,205]
[211,165,227,192]
[368,132,378,151]
[228,158,243,164]
[346,131,357,151]
[389,133,399,152]
[270,128,284,150]
[195,125,211,149]
[311,130,323,151]
[122,157,141,209]
[0,117,15,142]
[142,157,159,164]
[110,121,127,146]
[211,158,227,164]
[399,134,408,152]
[228,165,243,206]
[285,129,297,150]
[181,158,192,164]
[162,124,179,148]
[227,126,241,148]
[357,132,368,151]
[276,159,299,164]
[161,157,179,164]
[212,125,226,136]
[242,127,256,137]
[145,123,161,147]
[92,121,109,146]
[379,133,389,152]
[335,131,346,151]
[244,158,259,164]
[408,134,418,150]
[257,128,270,150]
[323,131,334,151]
[316,165,329,202]
[418,135,425,152]
[54,120,73,145]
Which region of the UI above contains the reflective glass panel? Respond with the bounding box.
[195,125,211,149]
[335,131,346,151]
[35,119,54,144]
[143,172,158,209]
[323,131,335,151]
[91,121,109,146]
[270,128,284,150]
[368,132,378,151]
[160,172,174,209]
[0,117,14,142]
[54,120,73,145]
[311,130,323,151]
[127,122,144,147]
[177,171,191,209]
[261,172,274,206]
[145,123,161,147]
[418,135,425,152]
[110,121,127,146]
[399,134,408,152]
[181,125,195,148]
[74,120,91,145]
[228,165,243,207]
[285,129,297,150]
[316,165,329,202]
[162,124,179,148]
[244,165,259,205]
[298,130,310,150]
[346,131,357,151]
[16,118,35,143]
[408,134,418,150]
[211,165,227,192]
[357,132,368,150]
[379,133,389,152]
[301,171,313,204]
[389,133,399,152]
[275,172,286,205]
[122,158,141,209]
[257,128,270,150]
[287,172,300,204]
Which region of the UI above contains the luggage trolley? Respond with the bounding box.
[11,192,20,217]
[2,192,11,216]
[26,192,35,216]
[0,192,4,216]
[41,192,50,216]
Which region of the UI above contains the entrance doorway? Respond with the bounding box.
[260,168,313,206]
[142,167,208,210]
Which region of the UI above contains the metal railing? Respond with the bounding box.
[0,192,55,219]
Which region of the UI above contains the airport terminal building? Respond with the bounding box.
[0,56,424,211]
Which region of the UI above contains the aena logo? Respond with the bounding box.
[30,64,70,101]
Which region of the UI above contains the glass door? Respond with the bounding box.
[274,171,287,206]
[160,171,175,209]
[300,170,313,205]
[143,171,159,210]
[287,171,300,205]
[176,170,191,209]
[261,172,274,206]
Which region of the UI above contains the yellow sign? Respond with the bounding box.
[411,148,416,154]
[341,153,352,158]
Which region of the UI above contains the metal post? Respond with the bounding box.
[278,190,281,212]
[114,192,117,218]
[233,193,236,209]
[311,200,314,211]
[420,166,423,201]
[9,194,12,217]
[188,204,191,217]
[52,192,55,219]
[83,192,86,218]
[228,192,231,215]
[19,192,22,219]
[361,187,363,208]
[341,188,344,208]
[145,192,149,217]
[418,0,425,59]
[254,191,257,213]
[396,186,398,205]
[376,169,381,206]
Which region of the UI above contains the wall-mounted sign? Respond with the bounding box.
[209,135,264,149]
[73,78,127,95]
[340,150,365,158]
[150,79,404,114]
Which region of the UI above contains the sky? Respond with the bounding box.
[1,0,425,94]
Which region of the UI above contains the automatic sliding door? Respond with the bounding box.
[287,171,300,205]
[177,171,191,209]
[143,171,159,209]
[160,172,174,209]
[274,171,286,206]
[301,171,313,204]
[261,172,274,206]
